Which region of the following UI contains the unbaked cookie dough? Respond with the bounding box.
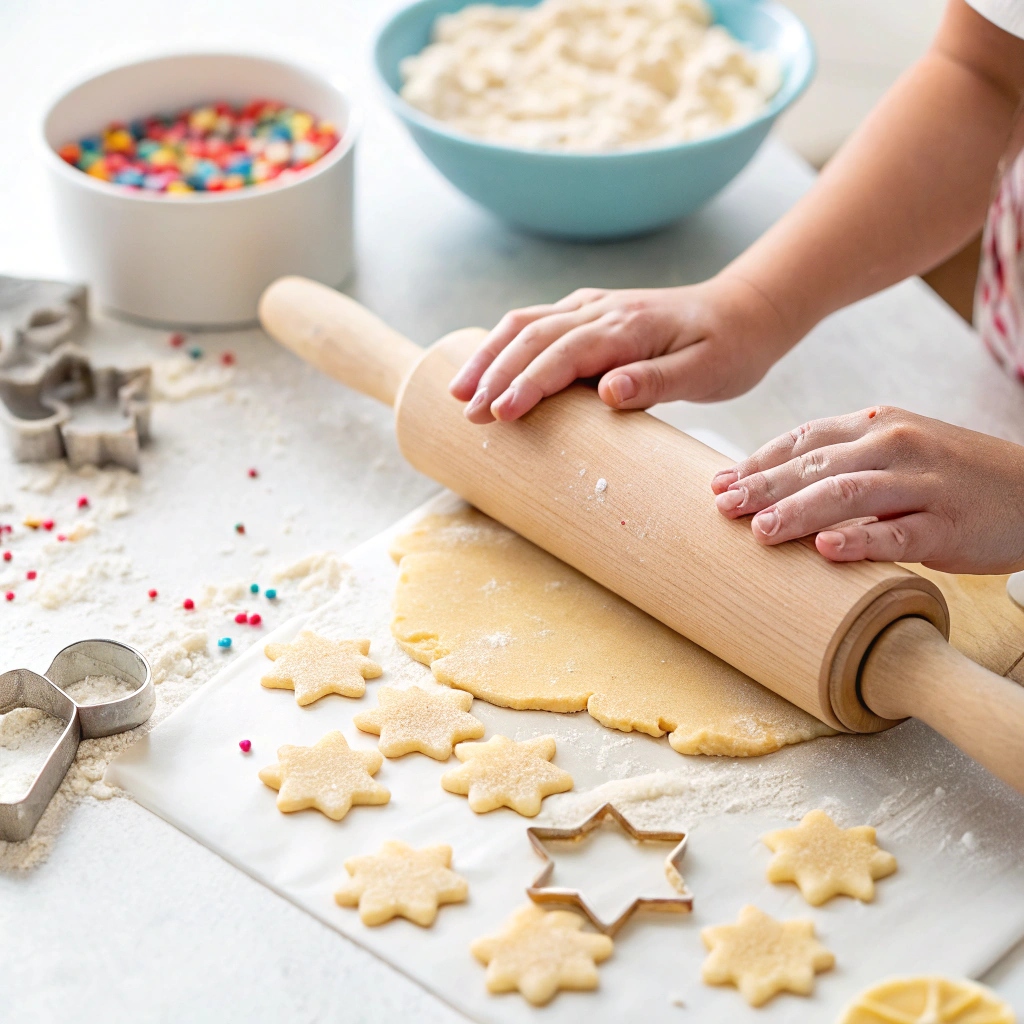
[258,731,390,820]
[353,685,485,760]
[763,809,897,906]
[701,904,834,1007]
[471,904,614,1006]
[262,632,382,706]
[441,734,573,816]
[837,976,1015,1024]
[334,840,468,926]
[391,510,834,757]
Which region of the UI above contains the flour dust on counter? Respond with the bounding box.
[0,457,357,870]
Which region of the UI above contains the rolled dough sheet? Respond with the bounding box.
[391,508,834,757]
[108,492,1024,1024]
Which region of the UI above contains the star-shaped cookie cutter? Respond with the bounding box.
[526,802,694,935]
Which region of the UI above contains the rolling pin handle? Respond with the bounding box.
[258,276,424,408]
[861,617,1024,795]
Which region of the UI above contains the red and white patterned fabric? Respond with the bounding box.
[976,148,1024,380]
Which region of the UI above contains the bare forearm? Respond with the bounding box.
[726,0,1024,342]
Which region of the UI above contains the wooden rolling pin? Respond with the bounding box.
[260,276,1024,795]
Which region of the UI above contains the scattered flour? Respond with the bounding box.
[0,707,65,803]
[62,674,137,705]
[539,764,810,832]
[151,356,234,401]
[272,551,347,592]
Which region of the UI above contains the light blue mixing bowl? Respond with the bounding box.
[374,0,815,240]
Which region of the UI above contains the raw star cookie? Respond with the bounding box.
[334,840,468,926]
[258,731,389,820]
[353,685,484,760]
[471,904,613,1006]
[261,632,382,706]
[701,904,834,1007]
[440,734,573,816]
[390,509,833,756]
[762,809,898,905]
[837,976,1015,1024]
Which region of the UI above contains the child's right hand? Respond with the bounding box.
[448,274,796,423]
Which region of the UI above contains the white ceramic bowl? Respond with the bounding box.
[43,53,357,328]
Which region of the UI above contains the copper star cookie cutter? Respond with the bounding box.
[0,640,154,842]
[0,275,151,469]
[525,802,694,935]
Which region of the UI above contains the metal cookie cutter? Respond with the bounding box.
[0,274,151,470]
[526,802,693,935]
[0,640,154,842]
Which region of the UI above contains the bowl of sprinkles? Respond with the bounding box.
[43,53,357,327]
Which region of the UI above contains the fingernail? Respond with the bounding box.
[715,487,746,512]
[819,530,844,551]
[465,388,489,415]
[753,508,779,537]
[607,374,637,404]
[713,469,738,488]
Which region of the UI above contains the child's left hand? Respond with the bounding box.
[711,406,1024,574]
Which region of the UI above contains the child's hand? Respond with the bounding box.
[712,407,1024,574]
[449,274,794,423]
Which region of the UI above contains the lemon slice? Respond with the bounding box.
[837,976,1014,1023]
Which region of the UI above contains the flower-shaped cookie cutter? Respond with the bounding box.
[526,802,694,935]
[0,639,154,842]
[0,274,151,469]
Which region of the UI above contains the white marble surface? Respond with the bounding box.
[2,1,1024,1021]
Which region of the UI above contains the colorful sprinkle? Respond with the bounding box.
[42,519,55,531]
[234,612,248,624]
[23,517,41,529]
[235,522,245,534]
[169,332,186,348]
[59,101,341,195]
[264,588,277,600]
[218,636,232,648]
[57,534,67,542]
[189,346,203,360]
[250,583,259,594]
[183,597,195,610]
[4,592,13,602]
[77,495,89,509]
[247,468,258,478]
[239,739,252,753]
[221,351,236,366]
[148,588,158,599]
[26,571,37,581]
[2,551,10,562]
[249,613,262,626]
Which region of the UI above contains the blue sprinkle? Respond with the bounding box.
[250,583,259,594]
[189,347,203,360]
[265,588,277,600]
[80,135,102,151]
[218,636,232,649]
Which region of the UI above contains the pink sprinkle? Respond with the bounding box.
[2,551,10,562]
[239,739,252,753]
[148,588,158,599]
[26,570,37,581]
[221,351,236,366]
[169,332,185,348]
[234,612,248,624]
[249,613,262,627]
[4,592,13,602]
[42,519,55,531]
[183,598,195,610]
[247,468,258,479]
[77,495,89,509]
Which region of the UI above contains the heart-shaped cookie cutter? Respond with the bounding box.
[0,639,154,842]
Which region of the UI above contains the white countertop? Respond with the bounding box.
[2,2,1024,1020]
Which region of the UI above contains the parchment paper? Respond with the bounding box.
[108,491,1024,1023]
